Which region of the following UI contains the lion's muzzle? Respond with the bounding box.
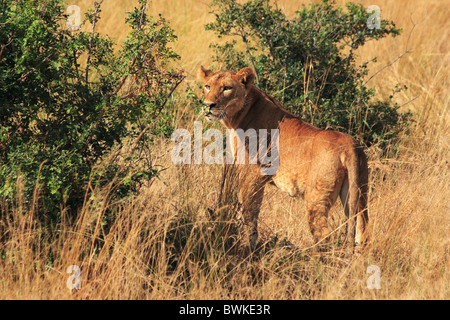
[203,102,222,121]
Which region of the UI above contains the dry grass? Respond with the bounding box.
[0,0,448,299]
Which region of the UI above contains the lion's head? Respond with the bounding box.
[198,66,256,122]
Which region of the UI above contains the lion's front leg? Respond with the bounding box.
[237,186,264,252]
[237,168,269,252]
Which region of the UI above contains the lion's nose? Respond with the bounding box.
[204,102,217,109]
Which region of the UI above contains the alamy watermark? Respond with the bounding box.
[367,5,381,30]
[171,121,279,175]
[366,265,381,290]
[66,5,81,30]
[66,265,81,290]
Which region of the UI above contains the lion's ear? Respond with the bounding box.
[236,67,255,88]
[199,66,214,81]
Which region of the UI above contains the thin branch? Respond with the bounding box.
[138,0,147,31]
[70,36,82,83]
[399,94,419,108]
[106,0,147,98]
[85,1,102,85]
[19,52,55,82]
[363,10,427,86]
[363,50,411,86]
[0,38,13,63]
[128,75,185,154]
[240,27,259,84]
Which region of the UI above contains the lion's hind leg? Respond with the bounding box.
[305,168,345,245]
[305,188,333,244]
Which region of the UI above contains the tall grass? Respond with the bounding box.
[0,0,448,299]
[1,136,447,299]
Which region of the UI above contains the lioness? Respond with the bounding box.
[199,66,369,250]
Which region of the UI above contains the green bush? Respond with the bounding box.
[206,0,411,150]
[0,0,184,221]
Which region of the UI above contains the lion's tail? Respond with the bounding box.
[345,142,369,246]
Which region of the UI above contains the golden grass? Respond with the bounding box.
[0,0,448,299]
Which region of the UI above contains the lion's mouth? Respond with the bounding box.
[205,110,224,121]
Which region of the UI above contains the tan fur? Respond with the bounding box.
[199,66,369,250]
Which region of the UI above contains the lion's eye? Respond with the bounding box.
[223,86,232,92]
[204,85,210,91]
